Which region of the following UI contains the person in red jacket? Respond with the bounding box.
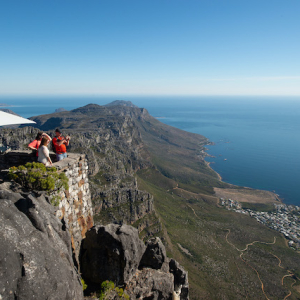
[52,129,70,161]
[28,132,51,156]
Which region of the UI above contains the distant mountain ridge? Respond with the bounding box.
[0,108,20,116]
[105,100,138,107]
[3,100,300,299]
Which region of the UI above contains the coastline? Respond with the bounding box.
[204,144,282,205]
[203,144,222,181]
[3,98,296,206]
[205,160,222,181]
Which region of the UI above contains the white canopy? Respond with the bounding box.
[0,110,36,126]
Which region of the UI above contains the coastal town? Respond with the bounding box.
[220,198,300,250]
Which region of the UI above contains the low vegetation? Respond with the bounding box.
[137,168,300,299]
[9,162,69,191]
[97,281,129,300]
[81,279,88,291]
[8,162,69,206]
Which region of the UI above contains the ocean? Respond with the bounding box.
[1,95,299,205]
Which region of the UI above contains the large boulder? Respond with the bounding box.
[80,224,146,288]
[0,189,83,300]
[126,268,174,300]
[139,237,167,270]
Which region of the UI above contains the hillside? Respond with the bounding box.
[2,101,300,299]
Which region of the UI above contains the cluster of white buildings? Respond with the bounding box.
[220,198,300,250]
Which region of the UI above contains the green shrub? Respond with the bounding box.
[81,278,88,291]
[8,162,69,206]
[97,281,129,299]
[101,280,115,292]
[50,195,60,207]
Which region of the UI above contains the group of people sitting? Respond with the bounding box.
[28,129,70,166]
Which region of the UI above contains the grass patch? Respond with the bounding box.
[241,202,276,212]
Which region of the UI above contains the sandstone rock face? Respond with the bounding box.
[95,188,154,225]
[0,189,83,300]
[80,224,146,287]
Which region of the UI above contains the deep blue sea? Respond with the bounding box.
[1,95,299,205]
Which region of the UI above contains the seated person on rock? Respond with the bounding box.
[37,137,53,166]
[52,129,70,161]
[28,132,52,157]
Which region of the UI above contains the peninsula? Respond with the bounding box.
[1,101,299,299]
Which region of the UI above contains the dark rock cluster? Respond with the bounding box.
[0,187,188,300]
[80,225,188,299]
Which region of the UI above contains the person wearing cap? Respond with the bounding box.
[52,129,70,161]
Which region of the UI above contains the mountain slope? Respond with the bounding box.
[5,101,300,299]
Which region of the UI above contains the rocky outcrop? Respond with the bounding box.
[0,112,154,231]
[0,188,83,300]
[126,268,174,300]
[0,104,191,299]
[80,224,189,299]
[94,188,154,225]
[0,185,189,300]
[0,151,94,264]
[139,237,167,270]
[169,259,189,300]
[80,224,146,287]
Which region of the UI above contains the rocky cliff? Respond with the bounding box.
[0,101,220,299]
[0,104,164,238]
[0,102,192,299]
[2,101,300,299]
[0,176,188,300]
[0,187,83,300]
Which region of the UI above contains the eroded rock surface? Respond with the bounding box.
[126,268,174,300]
[0,189,83,300]
[80,225,189,299]
[139,237,167,270]
[169,259,189,300]
[80,224,146,287]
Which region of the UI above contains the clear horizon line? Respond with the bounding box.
[1,93,300,98]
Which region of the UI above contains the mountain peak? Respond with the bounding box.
[105,100,138,108]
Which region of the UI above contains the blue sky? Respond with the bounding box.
[1,0,300,96]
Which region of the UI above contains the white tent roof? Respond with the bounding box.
[0,110,36,126]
